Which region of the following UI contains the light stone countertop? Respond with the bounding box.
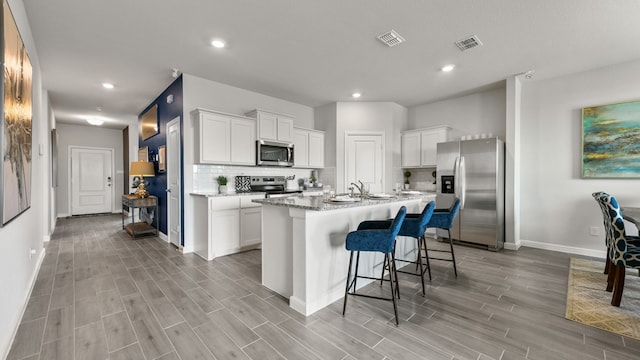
[253,192,435,211]
[190,192,267,198]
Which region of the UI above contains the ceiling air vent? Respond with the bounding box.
[455,35,483,51]
[377,30,405,47]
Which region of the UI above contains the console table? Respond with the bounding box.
[122,195,158,238]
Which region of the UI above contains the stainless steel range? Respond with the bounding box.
[250,176,302,198]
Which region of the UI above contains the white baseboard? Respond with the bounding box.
[158,231,168,242]
[503,240,521,250]
[57,213,69,218]
[2,249,46,360]
[519,239,606,259]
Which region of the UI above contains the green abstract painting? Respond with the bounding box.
[582,99,640,178]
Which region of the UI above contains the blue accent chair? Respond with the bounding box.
[342,206,407,325]
[357,201,436,296]
[600,193,640,306]
[422,198,461,279]
[593,191,640,275]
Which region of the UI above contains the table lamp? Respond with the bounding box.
[130,161,155,198]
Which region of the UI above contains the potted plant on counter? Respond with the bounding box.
[217,176,228,194]
[403,170,411,190]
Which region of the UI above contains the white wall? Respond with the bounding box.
[408,86,507,138]
[334,102,408,193]
[519,59,640,256]
[182,74,314,128]
[56,123,124,216]
[181,74,316,253]
[314,103,338,187]
[0,0,51,356]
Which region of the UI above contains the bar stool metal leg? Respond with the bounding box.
[422,237,432,280]
[342,251,355,316]
[386,251,399,326]
[448,229,458,277]
[416,236,425,295]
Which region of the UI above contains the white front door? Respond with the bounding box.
[167,117,181,247]
[345,133,384,194]
[70,147,113,215]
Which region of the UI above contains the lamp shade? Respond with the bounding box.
[130,161,155,177]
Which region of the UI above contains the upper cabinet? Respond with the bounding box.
[402,126,452,167]
[192,108,256,165]
[293,127,324,168]
[245,109,294,142]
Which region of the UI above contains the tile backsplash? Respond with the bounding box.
[193,165,315,193]
[403,167,437,191]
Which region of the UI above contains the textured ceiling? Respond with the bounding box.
[22,0,640,129]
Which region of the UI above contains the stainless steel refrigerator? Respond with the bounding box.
[435,137,505,250]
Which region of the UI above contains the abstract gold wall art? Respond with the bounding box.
[1,0,33,226]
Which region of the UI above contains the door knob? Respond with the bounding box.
[166,189,171,193]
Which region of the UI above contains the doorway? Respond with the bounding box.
[69,146,114,215]
[344,133,385,194]
[167,117,181,247]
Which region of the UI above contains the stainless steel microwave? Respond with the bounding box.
[256,140,294,167]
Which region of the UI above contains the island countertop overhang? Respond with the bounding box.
[252,192,435,211]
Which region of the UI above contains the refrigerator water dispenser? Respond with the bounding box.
[441,175,454,194]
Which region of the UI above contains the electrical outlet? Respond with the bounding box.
[590,226,600,236]
[29,248,36,259]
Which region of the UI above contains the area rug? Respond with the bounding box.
[566,258,640,340]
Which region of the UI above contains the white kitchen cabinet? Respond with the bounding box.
[246,109,294,142]
[230,118,256,164]
[192,108,256,165]
[240,195,262,247]
[308,130,324,168]
[210,208,240,256]
[401,131,421,167]
[240,207,262,247]
[293,127,324,168]
[293,129,308,167]
[192,194,263,261]
[402,126,452,168]
[194,111,230,164]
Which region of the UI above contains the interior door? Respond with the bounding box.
[70,147,113,215]
[167,117,181,247]
[345,134,384,194]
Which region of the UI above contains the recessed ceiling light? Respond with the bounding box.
[441,64,455,72]
[211,39,226,48]
[352,92,362,98]
[86,118,104,126]
[102,83,114,89]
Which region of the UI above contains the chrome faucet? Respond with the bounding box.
[350,180,365,196]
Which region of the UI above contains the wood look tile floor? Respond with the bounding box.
[7,214,640,359]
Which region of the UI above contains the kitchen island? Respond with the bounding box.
[253,193,435,316]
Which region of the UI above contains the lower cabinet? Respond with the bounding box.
[193,194,263,260]
[210,208,240,256]
[240,207,262,247]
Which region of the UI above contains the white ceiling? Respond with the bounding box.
[22,0,640,130]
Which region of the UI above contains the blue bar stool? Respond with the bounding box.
[393,201,435,296]
[362,201,436,297]
[342,206,407,325]
[422,198,461,279]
